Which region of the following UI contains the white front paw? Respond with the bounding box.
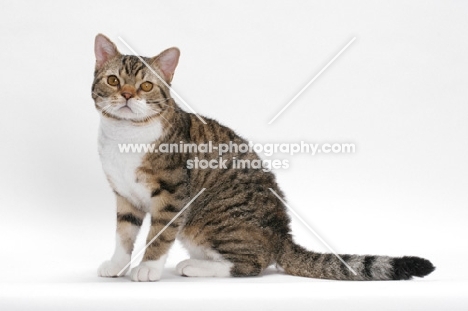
[98,260,128,277]
[131,261,163,282]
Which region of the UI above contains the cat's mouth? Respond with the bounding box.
[119,105,133,113]
[115,101,139,116]
[99,101,156,122]
[98,102,138,120]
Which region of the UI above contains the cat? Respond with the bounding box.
[92,34,435,282]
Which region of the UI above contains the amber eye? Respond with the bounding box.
[140,81,153,92]
[107,75,119,86]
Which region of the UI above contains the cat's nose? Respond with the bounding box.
[121,92,134,100]
[120,84,136,100]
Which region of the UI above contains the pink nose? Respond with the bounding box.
[121,92,133,100]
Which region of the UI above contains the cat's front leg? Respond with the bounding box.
[98,194,145,277]
[131,196,186,282]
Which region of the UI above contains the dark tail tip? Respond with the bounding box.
[391,256,435,280]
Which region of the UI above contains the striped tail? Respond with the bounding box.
[276,238,435,280]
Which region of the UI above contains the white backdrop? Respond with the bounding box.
[1,1,467,310]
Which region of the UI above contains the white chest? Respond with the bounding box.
[98,118,163,210]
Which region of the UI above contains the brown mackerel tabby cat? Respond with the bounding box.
[92,34,435,282]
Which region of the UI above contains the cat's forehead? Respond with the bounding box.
[117,55,149,78]
[96,53,164,86]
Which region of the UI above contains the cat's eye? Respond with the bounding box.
[140,81,153,92]
[107,75,119,86]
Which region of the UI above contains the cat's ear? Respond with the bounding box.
[94,34,120,69]
[152,48,180,83]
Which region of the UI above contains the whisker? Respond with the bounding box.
[147,107,163,114]
[147,103,181,112]
[101,104,112,111]
[147,107,170,114]
[98,102,113,109]
[147,108,172,127]
[92,92,108,99]
[159,114,171,125]
[155,102,179,109]
[94,98,114,109]
[147,97,173,104]
[146,98,180,109]
[102,104,115,115]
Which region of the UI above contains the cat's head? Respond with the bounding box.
[92,34,179,122]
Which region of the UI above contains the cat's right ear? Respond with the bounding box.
[94,34,120,69]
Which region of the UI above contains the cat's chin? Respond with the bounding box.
[110,106,140,120]
[102,110,158,123]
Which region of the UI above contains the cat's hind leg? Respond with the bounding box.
[176,237,233,277]
[176,259,233,277]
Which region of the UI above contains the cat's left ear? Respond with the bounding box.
[152,48,180,84]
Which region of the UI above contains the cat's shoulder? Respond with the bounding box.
[188,114,246,142]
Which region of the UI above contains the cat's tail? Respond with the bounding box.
[276,237,435,280]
